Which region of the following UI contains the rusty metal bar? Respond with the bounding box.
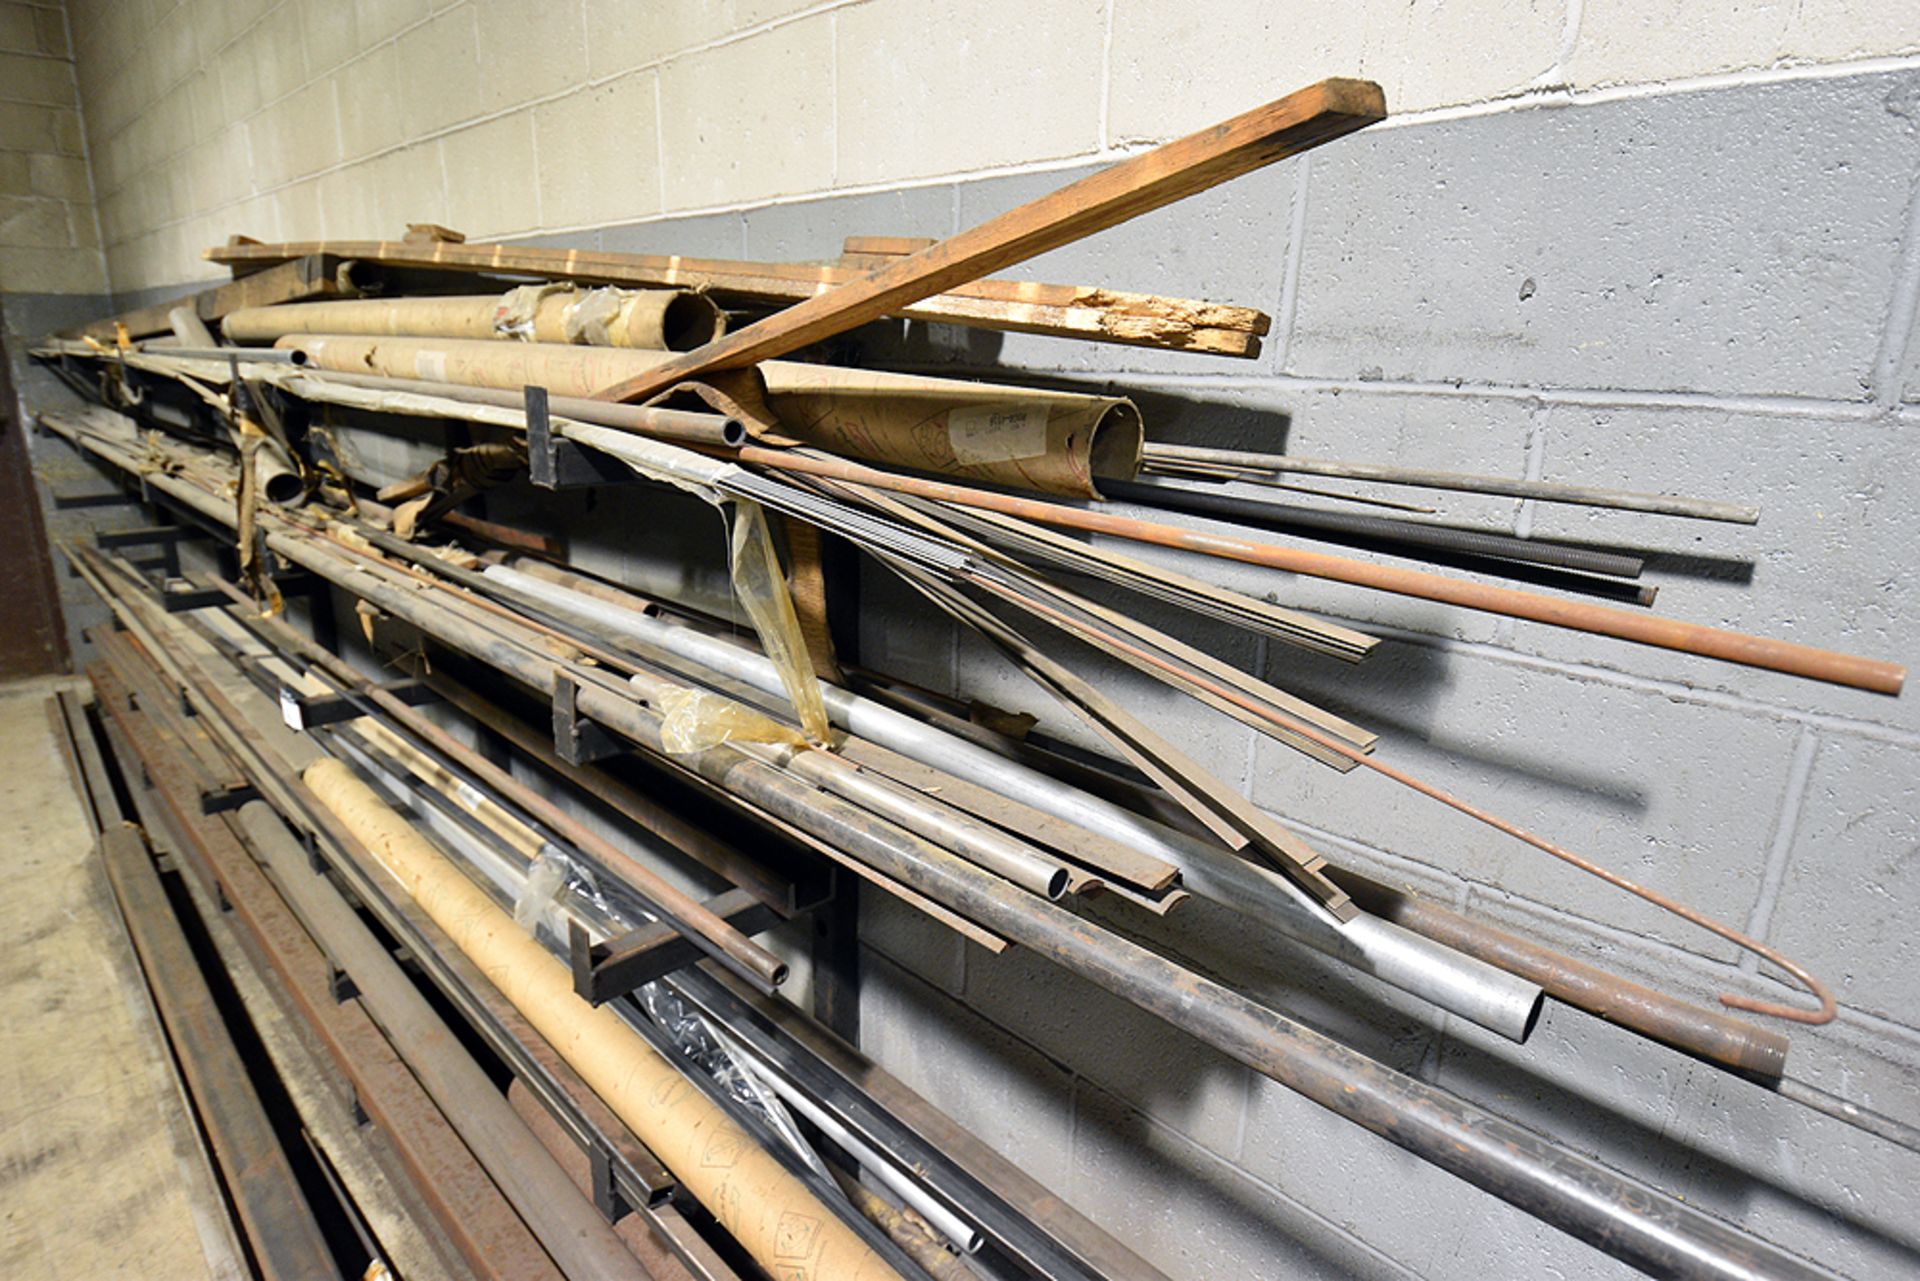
[98,822,340,1281]
[86,662,560,1281]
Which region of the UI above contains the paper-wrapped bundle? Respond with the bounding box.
[226,284,726,351]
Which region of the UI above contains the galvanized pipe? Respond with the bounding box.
[484,564,1544,1043]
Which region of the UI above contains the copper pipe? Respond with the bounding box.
[715,445,1903,695]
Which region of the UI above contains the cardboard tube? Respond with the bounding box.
[224,287,726,351]
[277,334,1141,498]
[300,757,901,1281]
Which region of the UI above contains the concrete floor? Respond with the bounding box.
[0,678,235,1280]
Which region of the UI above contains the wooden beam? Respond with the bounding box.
[202,244,1271,356]
[587,77,1384,402]
[64,254,355,342]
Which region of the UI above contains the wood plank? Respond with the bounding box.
[587,77,1383,402]
[201,244,1270,353]
[206,240,1265,325]
[65,254,354,342]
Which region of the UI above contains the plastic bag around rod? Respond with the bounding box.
[727,498,832,745]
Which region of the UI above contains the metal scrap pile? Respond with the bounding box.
[34,79,1911,1281]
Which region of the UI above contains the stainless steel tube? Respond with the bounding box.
[484,565,1544,1042]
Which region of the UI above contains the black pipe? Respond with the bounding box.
[1105,477,1646,579]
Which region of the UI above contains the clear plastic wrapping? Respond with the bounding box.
[727,499,833,744]
[656,685,807,756]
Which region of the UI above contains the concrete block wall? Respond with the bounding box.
[0,0,103,294]
[32,3,1920,1278]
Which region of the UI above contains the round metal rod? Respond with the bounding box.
[287,367,746,447]
[716,445,1902,695]
[1104,476,1648,578]
[1143,442,1763,524]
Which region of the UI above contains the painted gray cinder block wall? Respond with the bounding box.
[746,69,1919,1280]
[33,21,1920,1280]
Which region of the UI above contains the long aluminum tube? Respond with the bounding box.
[485,565,1544,1042]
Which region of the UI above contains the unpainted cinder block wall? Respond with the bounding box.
[37,2,1920,1278]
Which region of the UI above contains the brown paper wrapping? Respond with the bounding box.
[277,334,1142,498]
[224,286,725,351]
[301,757,901,1281]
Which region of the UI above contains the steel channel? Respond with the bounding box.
[80,562,679,1236]
[98,823,340,1281]
[87,661,565,1281]
[485,564,1544,1042]
[229,801,655,1281]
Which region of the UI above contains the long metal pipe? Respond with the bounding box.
[275,368,747,447]
[1329,872,1791,1076]
[196,574,790,994]
[1143,443,1762,524]
[484,564,1543,1043]
[232,803,656,1281]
